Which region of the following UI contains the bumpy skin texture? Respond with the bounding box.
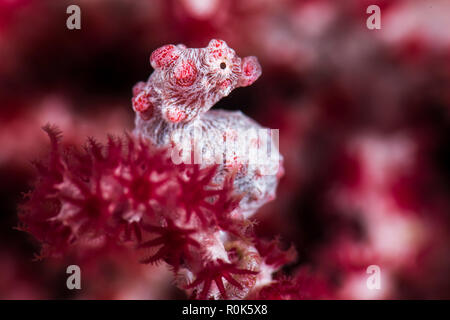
[133,39,261,123]
[133,39,283,217]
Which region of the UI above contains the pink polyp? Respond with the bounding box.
[165,107,186,123]
[239,56,262,87]
[174,61,197,87]
[150,44,180,69]
[132,91,152,113]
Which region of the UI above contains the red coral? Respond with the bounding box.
[255,238,297,269]
[18,126,71,258]
[114,138,169,215]
[19,128,264,294]
[175,165,222,226]
[186,259,258,299]
[59,171,113,237]
[18,128,173,257]
[257,269,332,300]
[139,218,200,272]
[18,127,286,298]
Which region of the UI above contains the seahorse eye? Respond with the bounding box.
[220,62,227,70]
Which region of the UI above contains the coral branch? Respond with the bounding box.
[186,259,258,299]
[19,40,286,300]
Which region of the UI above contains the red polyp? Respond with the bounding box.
[132,91,150,112]
[165,107,186,123]
[256,238,297,268]
[255,267,332,300]
[239,56,261,87]
[132,81,146,96]
[139,219,200,272]
[219,79,232,90]
[132,91,153,119]
[186,259,258,299]
[207,39,225,59]
[150,44,180,69]
[174,60,197,87]
[244,61,254,76]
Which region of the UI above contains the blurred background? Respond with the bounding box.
[1,0,449,299]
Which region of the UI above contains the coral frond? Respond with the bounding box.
[139,218,200,272]
[186,259,258,299]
